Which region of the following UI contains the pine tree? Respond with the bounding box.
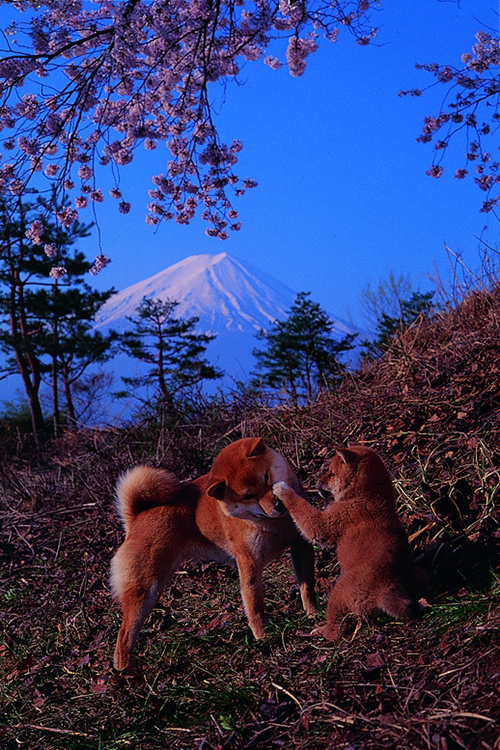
[253,320,302,403]
[363,290,435,357]
[252,292,356,403]
[0,193,116,438]
[27,283,117,431]
[0,195,87,439]
[120,297,222,413]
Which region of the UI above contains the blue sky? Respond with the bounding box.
[3,0,499,328]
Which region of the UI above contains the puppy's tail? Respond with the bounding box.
[115,466,180,533]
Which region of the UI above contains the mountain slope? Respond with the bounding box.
[95,252,354,338]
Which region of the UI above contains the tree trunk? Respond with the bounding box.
[11,345,45,444]
[9,271,45,444]
[52,346,61,438]
[63,364,78,431]
[157,333,176,414]
[27,386,46,443]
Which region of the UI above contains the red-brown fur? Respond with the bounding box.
[110,437,316,669]
[273,445,428,640]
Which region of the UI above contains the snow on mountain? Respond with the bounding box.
[95,252,357,386]
[96,252,353,337]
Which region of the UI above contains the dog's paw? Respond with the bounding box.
[311,624,340,641]
[418,597,432,614]
[272,481,290,496]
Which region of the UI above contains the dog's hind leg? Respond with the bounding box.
[111,543,180,670]
[290,535,317,615]
[378,587,424,621]
[113,580,163,671]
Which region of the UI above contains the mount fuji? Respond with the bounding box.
[95,252,356,386]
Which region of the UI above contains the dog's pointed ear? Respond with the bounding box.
[207,480,226,500]
[246,437,266,457]
[335,447,356,464]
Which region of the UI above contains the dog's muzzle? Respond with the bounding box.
[273,498,286,514]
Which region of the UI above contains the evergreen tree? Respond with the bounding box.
[0,193,115,439]
[360,272,414,333]
[252,292,356,404]
[253,320,302,404]
[27,283,117,431]
[120,297,222,412]
[0,195,88,440]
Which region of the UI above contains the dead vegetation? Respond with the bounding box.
[1,284,499,750]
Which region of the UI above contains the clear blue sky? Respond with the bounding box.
[3,0,498,327]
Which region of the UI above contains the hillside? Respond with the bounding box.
[1,284,499,750]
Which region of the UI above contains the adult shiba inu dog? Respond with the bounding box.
[110,437,316,669]
[273,445,428,641]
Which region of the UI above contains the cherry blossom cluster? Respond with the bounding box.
[5,187,95,279]
[49,266,68,280]
[400,31,500,213]
[22,211,82,278]
[0,0,378,248]
[90,254,111,276]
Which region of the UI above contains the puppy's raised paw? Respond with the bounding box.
[272,481,290,496]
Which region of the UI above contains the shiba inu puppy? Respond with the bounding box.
[273,445,428,640]
[111,437,316,669]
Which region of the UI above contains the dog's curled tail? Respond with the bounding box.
[115,465,180,533]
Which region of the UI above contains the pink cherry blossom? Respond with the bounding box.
[77,165,92,181]
[25,220,44,245]
[49,266,67,279]
[56,207,78,226]
[44,243,58,258]
[90,254,110,276]
[286,36,318,78]
[264,56,283,70]
[44,164,59,177]
[427,165,443,178]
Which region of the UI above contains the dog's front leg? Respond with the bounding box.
[235,551,266,639]
[273,482,328,546]
[289,535,317,615]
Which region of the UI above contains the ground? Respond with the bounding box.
[1,286,499,749]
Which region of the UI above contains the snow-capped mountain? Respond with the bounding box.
[96,252,293,335]
[95,252,356,385]
[96,252,353,336]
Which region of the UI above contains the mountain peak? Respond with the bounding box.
[96,253,298,334]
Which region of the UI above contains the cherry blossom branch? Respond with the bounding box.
[0,0,378,246]
[401,31,500,213]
